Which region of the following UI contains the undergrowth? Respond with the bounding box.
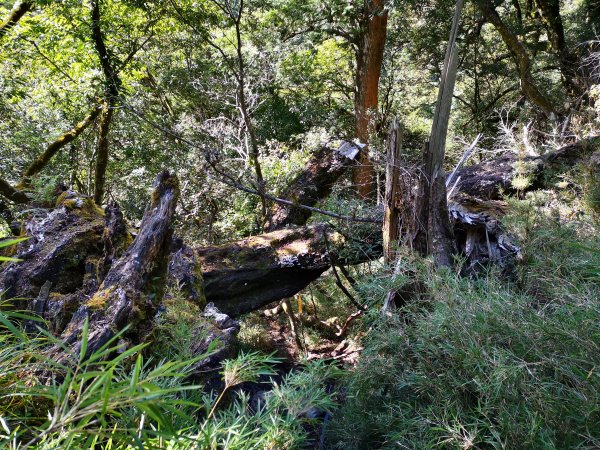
[327,198,600,449]
[0,309,339,449]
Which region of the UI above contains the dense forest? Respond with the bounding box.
[0,0,599,448]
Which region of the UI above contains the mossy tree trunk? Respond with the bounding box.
[21,105,102,185]
[91,0,121,205]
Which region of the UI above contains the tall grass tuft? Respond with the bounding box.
[327,213,600,449]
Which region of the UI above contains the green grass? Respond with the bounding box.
[327,206,600,449]
[0,306,339,449]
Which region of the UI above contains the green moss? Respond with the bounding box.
[56,191,105,218]
[86,286,115,310]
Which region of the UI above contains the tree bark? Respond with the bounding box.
[59,171,179,359]
[233,1,267,226]
[353,0,388,199]
[455,136,600,199]
[2,140,595,326]
[93,103,113,204]
[91,0,120,205]
[22,105,101,184]
[475,0,560,114]
[198,224,336,316]
[0,1,32,39]
[265,141,360,231]
[382,119,403,265]
[533,0,581,96]
[0,178,28,204]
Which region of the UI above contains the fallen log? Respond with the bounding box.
[455,136,599,199]
[1,138,596,324]
[265,141,360,231]
[198,224,337,316]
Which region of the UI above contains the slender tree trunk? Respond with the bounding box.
[353,0,388,199]
[93,103,113,204]
[475,0,560,114]
[21,105,101,184]
[91,0,121,205]
[233,1,267,227]
[0,1,31,38]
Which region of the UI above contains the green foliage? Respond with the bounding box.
[0,237,28,262]
[0,307,338,449]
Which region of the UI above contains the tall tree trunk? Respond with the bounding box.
[534,0,581,96]
[0,1,31,39]
[91,0,120,205]
[412,0,463,267]
[353,0,388,199]
[475,0,560,115]
[232,0,267,227]
[93,103,113,204]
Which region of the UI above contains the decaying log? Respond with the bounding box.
[455,137,599,199]
[1,138,596,329]
[0,191,112,307]
[265,141,360,231]
[58,170,179,358]
[198,224,338,316]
